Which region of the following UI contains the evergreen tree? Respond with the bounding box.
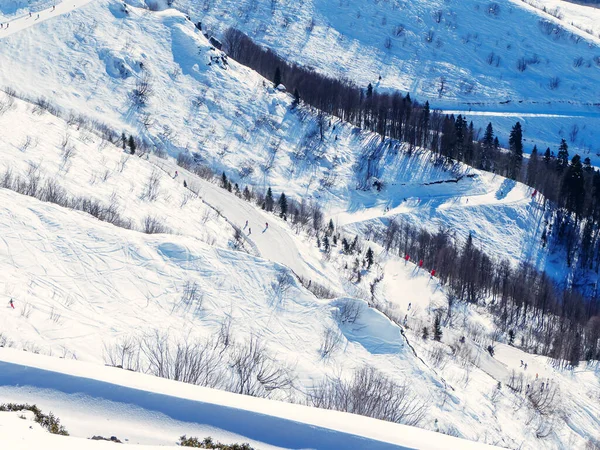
[584,157,593,173]
[121,132,127,150]
[422,327,429,340]
[481,122,494,170]
[543,147,552,164]
[526,145,539,186]
[243,186,251,201]
[557,139,569,171]
[273,67,282,87]
[420,101,430,147]
[366,247,374,269]
[328,218,335,235]
[433,314,443,341]
[454,115,466,160]
[493,136,500,149]
[366,83,373,98]
[508,122,523,179]
[342,237,350,254]
[221,172,228,188]
[128,135,136,155]
[508,329,515,346]
[265,187,274,212]
[278,192,288,219]
[562,154,585,218]
[323,235,330,252]
[483,122,494,149]
[293,88,300,106]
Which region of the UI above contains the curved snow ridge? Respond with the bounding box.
[0,349,500,450]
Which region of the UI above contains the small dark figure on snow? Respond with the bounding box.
[183,180,187,188]
[244,220,248,229]
[248,227,251,235]
[408,302,412,311]
[9,299,14,309]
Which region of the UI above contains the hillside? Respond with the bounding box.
[0,1,599,449]
[181,0,600,158]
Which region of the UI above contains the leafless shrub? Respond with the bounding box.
[487,3,500,16]
[117,155,130,173]
[393,24,405,37]
[130,70,154,107]
[429,344,448,369]
[49,307,62,324]
[298,276,338,299]
[142,215,171,234]
[172,280,203,314]
[334,300,361,324]
[383,36,392,49]
[19,136,33,152]
[574,56,584,68]
[569,124,580,143]
[140,169,161,201]
[307,367,428,426]
[103,336,141,371]
[139,331,226,388]
[0,332,13,348]
[180,190,195,208]
[527,381,560,416]
[319,326,343,359]
[548,76,561,90]
[230,336,294,397]
[271,271,294,302]
[40,179,69,206]
[20,302,33,319]
[425,29,435,43]
[517,57,527,72]
[176,152,194,170]
[433,10,442,23]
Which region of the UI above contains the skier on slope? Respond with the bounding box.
[8,299,14,309]
[244,220,248,229]
[265,222,269,230]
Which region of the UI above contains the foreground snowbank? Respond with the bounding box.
[0,349,500,449]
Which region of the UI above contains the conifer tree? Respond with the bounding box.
[265,187,274,212]
[273,67,282,87]
[508,122,523,179]
[293,88,300,106]
[433,314,443,341]
[278,192,288,219]
[366,247,374,269]
[128,135,136,155]
[557,139,569,171]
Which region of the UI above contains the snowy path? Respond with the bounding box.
[0,348,501,450]
[0,0,94,38]
[152,158,330,285]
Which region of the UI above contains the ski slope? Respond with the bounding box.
[181,0,600,156]
[0,349,502,450]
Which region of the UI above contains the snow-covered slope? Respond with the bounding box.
[0,1,599,449]
[0,349,502,450]
[0,2,567,286]
[181,0,600,156]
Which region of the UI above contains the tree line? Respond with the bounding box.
[220,29,600,363]
[373,216,600,365]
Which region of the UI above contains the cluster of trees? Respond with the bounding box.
[375,217,600,365]
[223,28,435,150]
[220,29,600,363]
[217,172,324,233]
